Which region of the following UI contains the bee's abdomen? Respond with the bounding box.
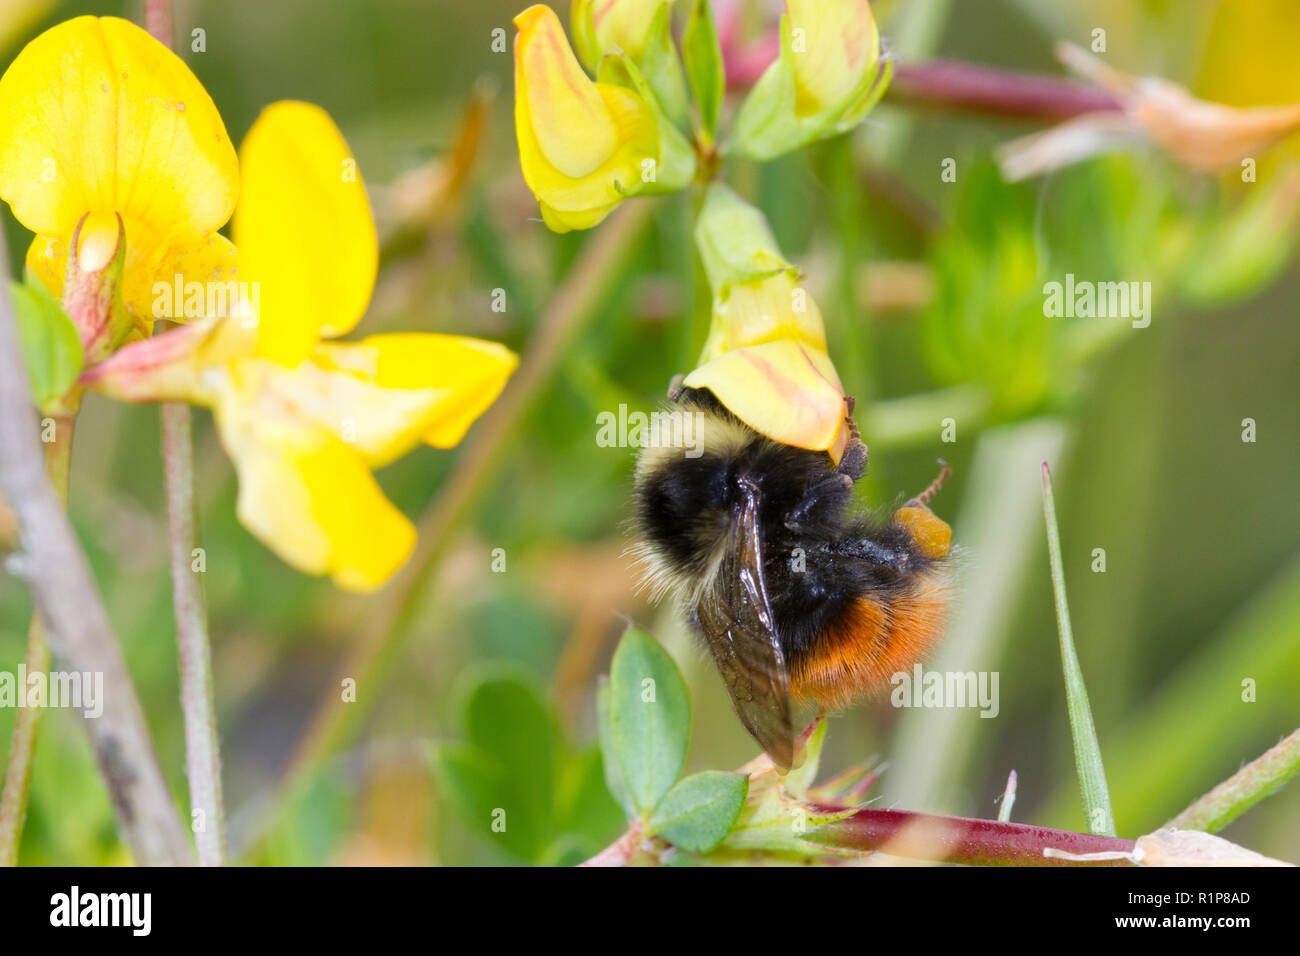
[786,568,948,710]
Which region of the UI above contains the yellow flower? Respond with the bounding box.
[0,16,239,344]
[86,102,518,591]
[684,185,849,461]
[514,4,693,232]
[730,0,888,161]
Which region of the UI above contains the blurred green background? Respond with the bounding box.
[0,0,1297,865]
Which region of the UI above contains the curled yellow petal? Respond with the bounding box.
[683,338,848,459]
[516,5,617,178]
[315,333,519,448]
[214,362,415,592]
[514,5,659,232]
[786,0,878,117]
[0,16,237,303]
[235,100,378,364]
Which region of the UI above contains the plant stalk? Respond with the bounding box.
[0,410,75,865]
[161,401,225,865]
[0,223,193,865]
[1042,462,1116,836]
[1167,727,1300,833]
[146,0,226,866]
[809,807,1134,866]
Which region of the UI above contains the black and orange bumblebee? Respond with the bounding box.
[632,384,953,769]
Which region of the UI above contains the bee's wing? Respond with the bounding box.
[694,478,797,770]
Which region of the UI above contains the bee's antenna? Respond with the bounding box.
[909,459,952,508]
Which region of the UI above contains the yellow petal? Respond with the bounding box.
[516,77,655,232]
[0,16,237,263]
[683,339,848,458]
[214,362,415,592]
[235,100,378,364]
[221,356,457,468]
[786,0,877,116]
[147,231,245,323]
[315,333,519,448]
[515,5,618,179]
[697,271,828,362]
[1196,0,1300,109]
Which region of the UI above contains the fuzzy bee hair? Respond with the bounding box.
[631,387,949,713]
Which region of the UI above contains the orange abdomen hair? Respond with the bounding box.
[788,572,948,711]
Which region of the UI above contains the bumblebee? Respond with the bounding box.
[632,385,953,769]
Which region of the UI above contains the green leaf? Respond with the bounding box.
[636,0,691,130]
[683,0,725,136]
[646,771,748,853]
[608,627,690,815]
[432,671,559,861]
[430,742,522,856]
[462,673,556,813]
[554,745,627,845]
[1041,463,1116,837]
[9,277,83,408]
[596,675,634,819]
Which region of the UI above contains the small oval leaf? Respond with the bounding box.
[10,277,83,408]
[646,771,748,853]
[608,627,691,815]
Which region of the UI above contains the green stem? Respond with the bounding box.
[146,0,225,866]
[1042,462,1116,836]
[0,410,75,865]
[161,402,225,865]
[1167,727,1300,833]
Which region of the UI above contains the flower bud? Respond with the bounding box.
[730,0,888,161]
[61,212,134,365]
[571,0,690,127]
[514,4,693,232]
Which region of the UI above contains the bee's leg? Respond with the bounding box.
[836,406,867,480]
[904,459,952,509]
[784,474,853,531]
[837,436,868,481]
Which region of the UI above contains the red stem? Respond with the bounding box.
[889,60,1121,123]
[809,806,1136,866]
[144,0,173,47]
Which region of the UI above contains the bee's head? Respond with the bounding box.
[632,422,746,589]
[631,399,852,600]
